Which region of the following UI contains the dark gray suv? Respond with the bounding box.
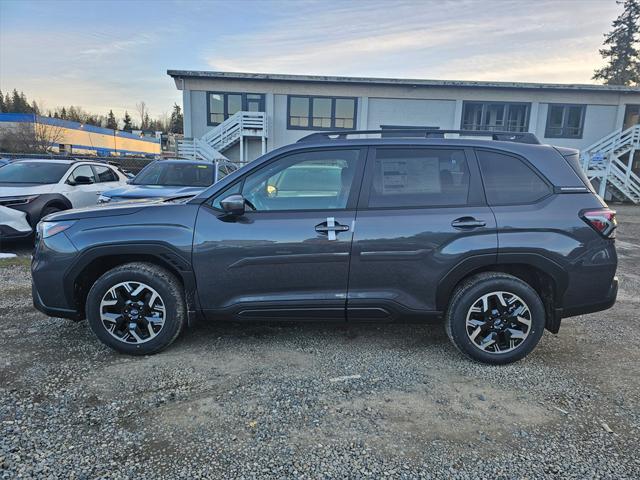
[31,130,618,364]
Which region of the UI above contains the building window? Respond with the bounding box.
[461,102,530,132]
[207,92,265,126]
[287,96,357,130]
[545,104,586,138]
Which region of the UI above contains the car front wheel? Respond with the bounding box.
[86,262,186,355]
[445,272,545,364]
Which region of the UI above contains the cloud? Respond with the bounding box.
[80,33,157,58]
[203,0,618,83]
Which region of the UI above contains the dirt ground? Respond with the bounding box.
[1,205,639,479]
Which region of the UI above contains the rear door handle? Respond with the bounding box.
[451,217,486,229]
[315,217,350,240]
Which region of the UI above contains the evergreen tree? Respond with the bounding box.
[3,92,10,112]
[0,90,4,112]
[20,92,31,113]
[169,103,184,134]
[593,0,640,86]
[122,111,133,131]
[60,107,67,119]
[143,112,150,130]
[106,110,118,129]
[11,90,23,112]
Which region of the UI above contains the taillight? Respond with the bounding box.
[581,208,617,238]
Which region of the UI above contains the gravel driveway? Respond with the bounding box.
[1,206,640,479]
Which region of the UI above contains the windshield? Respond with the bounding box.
[0,162,70,184]
[133,162,214,187]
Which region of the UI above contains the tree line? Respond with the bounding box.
[593,0,640,86]
[0,89,184,134]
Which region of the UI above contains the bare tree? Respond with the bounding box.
[136,101,148,129]
[7,120,65,153]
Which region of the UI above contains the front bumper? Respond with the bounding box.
[0,205,33,239]
[31,231,83,320]
[32,282,84,320]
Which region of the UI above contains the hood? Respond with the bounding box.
[103,184,206,200]
[0,183,57,196]
[44,202,151,222]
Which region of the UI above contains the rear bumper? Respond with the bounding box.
[558,276,618,319]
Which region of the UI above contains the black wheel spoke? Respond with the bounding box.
[100,281,165,345]
[466,291,531,355]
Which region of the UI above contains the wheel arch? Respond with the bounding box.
[65,244,201,325]
[436,254,568,333]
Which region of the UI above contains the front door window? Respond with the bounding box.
[241,149,362,211]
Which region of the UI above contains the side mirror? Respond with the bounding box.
[126,178,133,184]
[220,194,245,216]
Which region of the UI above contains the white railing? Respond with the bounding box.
[178,111,267,167]
[580,124,640,204]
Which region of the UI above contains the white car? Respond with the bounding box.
[0,159,128,239]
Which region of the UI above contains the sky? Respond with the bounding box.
[0,0,623,122]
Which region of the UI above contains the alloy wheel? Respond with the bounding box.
[99,281,166,344]
[465,291,532,354]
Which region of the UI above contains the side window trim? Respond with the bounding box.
[209,147,367,213]
[475,148,553,206]
[357,146,484,210]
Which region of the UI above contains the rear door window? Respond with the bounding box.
[477,150,551,205]
[367,148,470,208]
[93,165,119,182]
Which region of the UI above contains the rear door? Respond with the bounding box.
[92,164,125,197]
[192,148,365,320]
[347,146,497,320]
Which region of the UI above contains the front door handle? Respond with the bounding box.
[451,217,486,229]
[315,217,350,240]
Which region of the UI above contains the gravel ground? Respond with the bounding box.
[1,205,640,479]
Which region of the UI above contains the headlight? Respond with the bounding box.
[37,220,75,239]
[98,194,111,203]
[0,195,39,206]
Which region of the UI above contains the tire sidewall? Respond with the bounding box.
[448,276,545,364]
[86,267,182,355]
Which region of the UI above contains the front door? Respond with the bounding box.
[623,104,640,130]
[61,164,101,208]
[192,148,365,320]
[347,146,497,320]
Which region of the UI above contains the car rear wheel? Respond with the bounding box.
[86,262,186,355]
[445,272,545,364]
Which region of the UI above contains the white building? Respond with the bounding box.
[168,70,640,202]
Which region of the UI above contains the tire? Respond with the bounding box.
[40,205,62,219]
[445,272,545,365]
[85,262,186,355]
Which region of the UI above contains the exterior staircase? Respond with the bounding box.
[177,111,267,181]
[581,124,640,204]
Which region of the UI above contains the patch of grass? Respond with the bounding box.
[0,256,32,267]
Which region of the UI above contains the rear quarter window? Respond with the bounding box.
[477,150,551,205]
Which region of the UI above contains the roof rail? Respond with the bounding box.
[297,129,541,145]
